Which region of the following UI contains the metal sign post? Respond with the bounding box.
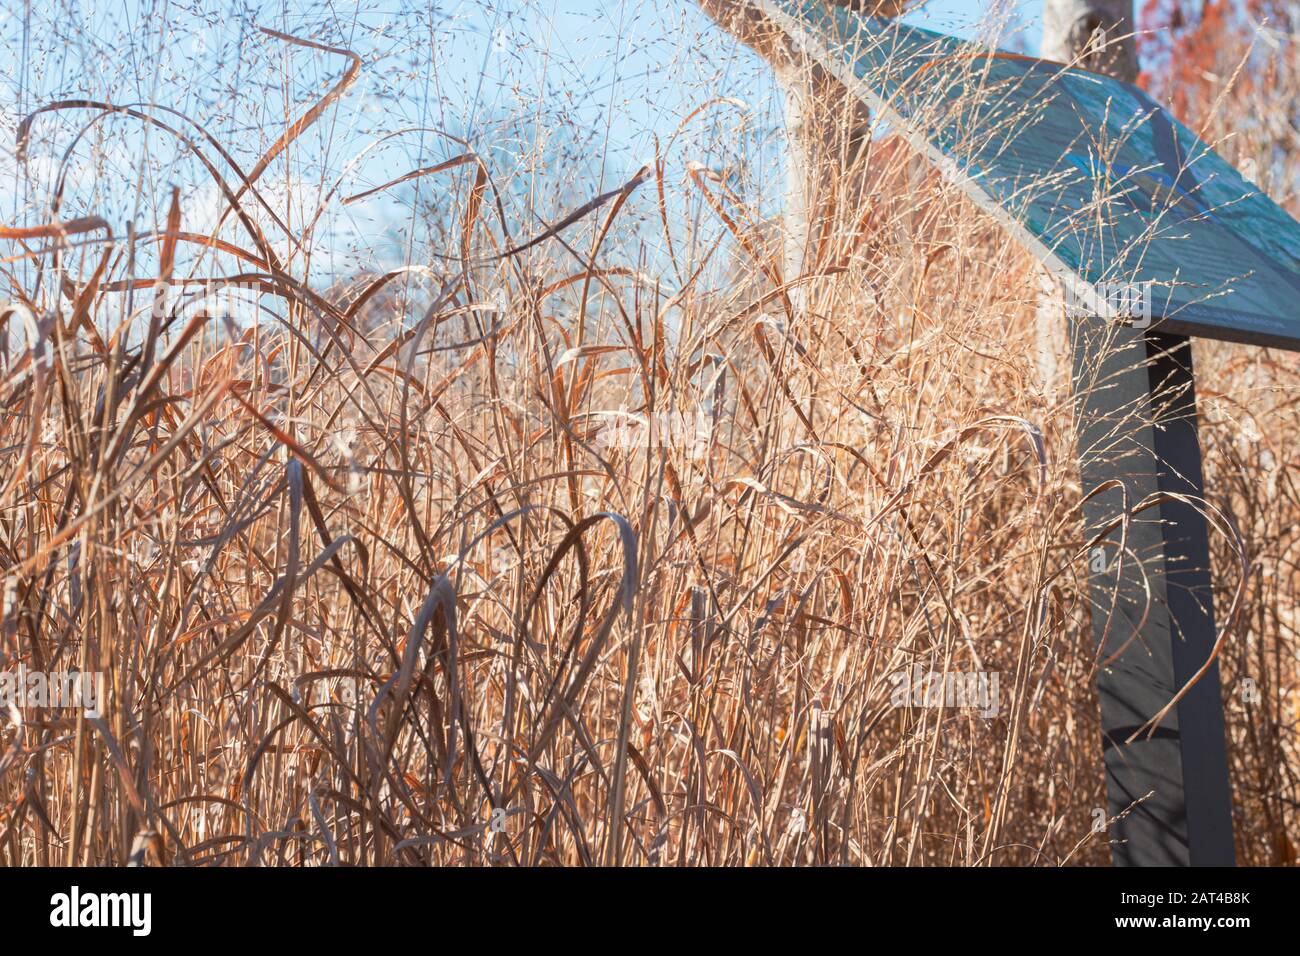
[750,1,1300,864]
[1072,319,1234,864]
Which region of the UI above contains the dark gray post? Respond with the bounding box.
[1071,315,1236,865]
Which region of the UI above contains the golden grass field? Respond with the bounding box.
[0,5,1297,866]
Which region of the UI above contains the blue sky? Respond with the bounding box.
[0,0,1049,278]
[431,0,1046,184]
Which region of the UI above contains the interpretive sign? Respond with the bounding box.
[762,1,1300,349]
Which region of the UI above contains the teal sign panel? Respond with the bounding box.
[760,2,1300,348]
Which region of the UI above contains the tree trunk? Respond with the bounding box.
[697,2,904,294]
[1035,0,1137,392]
[1041,0,1137,81]
[774,58,818,294]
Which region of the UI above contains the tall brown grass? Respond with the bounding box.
[0,12,1296,867]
